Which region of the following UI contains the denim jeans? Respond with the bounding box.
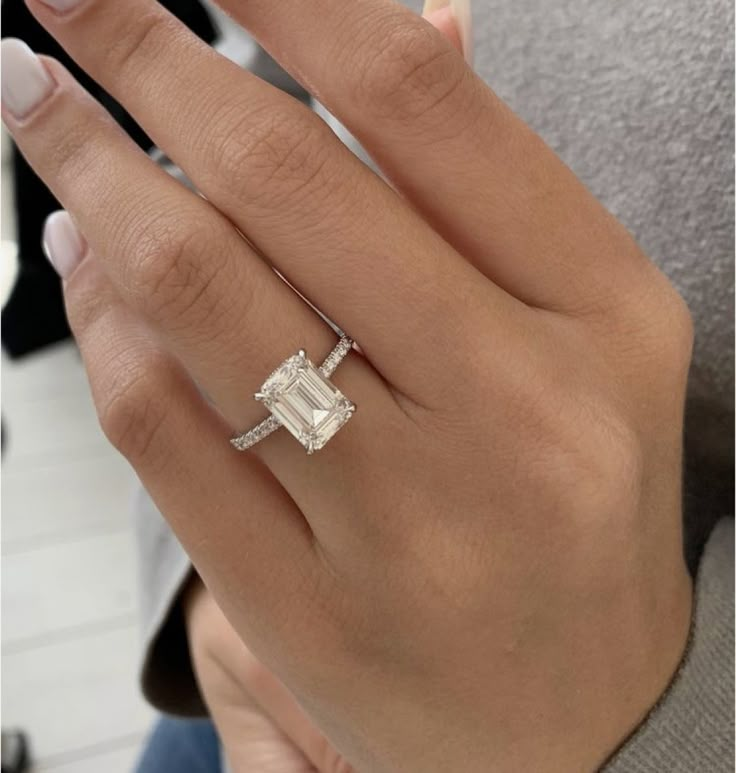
[135,717,222,773]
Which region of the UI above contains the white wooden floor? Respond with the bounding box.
[2,129,153,771]
[2,344,155,772]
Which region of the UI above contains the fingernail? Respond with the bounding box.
[37,0,83,10]
[43,211,86,279]
[422,0,449,13]
[1,39,55,120]
[422,0,474,66]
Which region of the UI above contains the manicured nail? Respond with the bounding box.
[422,0,474,66]
[1,39,55,120]
[43,211,86,279]
[422,0,448,13]
[37,0,83,10]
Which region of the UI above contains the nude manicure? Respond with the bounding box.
[37,0,84,11]
[43,211,86,279]
[422,0,474,66]
[1,39,55,120]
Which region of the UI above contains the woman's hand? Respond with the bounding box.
[2,0,693,770]
[185,576,351,773]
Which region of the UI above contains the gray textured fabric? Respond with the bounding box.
[135,0,734,767]
[604,518,735,773]
[466,0,735,566]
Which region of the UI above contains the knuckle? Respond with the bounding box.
[491,355,644,523]
[575,412,643,517]
[44,121,86,177]
[631,284,695,376]
[660,291,695,370]
[98,355,171,462]
[206,103,334,208]
[604,266,695,383]
[354,20,465,122]
[105,12,175,82]
[120,216,225,328]
[63,259,109,333]
[529,397,643,523]
[20,64,118,201]
[43,106,109,189]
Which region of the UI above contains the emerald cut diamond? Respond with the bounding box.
[255,350,355,453]
[230,336,355,454]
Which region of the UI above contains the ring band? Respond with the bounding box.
[230,335,356,454]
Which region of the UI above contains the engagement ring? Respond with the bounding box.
[230,335,356,454]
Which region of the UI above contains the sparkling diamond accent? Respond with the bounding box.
[321,334,353,377]
[230,336,355,453]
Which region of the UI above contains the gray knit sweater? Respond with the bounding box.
[135,0,735,769]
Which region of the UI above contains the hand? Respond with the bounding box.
[184,576,351,773]
[3,0,693,770]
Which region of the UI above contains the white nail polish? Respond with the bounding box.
[43,211,86,279]
[451,0,473,67]
[422,0,449,12]
[38,0,83,11]
[1,39,55,119]
[422,0,474,67]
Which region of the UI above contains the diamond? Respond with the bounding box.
[256,350,355,453]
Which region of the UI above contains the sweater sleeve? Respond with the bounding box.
[135,485,206,716]
[603,518,734,772]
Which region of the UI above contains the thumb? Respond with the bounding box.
[226,636,354,773]
[422,0,473,66]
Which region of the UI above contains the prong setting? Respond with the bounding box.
[230,336,355,454]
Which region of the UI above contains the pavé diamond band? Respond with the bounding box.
[230,335,356,454]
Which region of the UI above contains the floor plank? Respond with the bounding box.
[31,736,145,772]
[2,387,107,466]
[2,626,155,763]
[1,238,158,771]
[2,530,138,646]
[2,344,110,467]
[2,453,134,550]
[2,343,85,403]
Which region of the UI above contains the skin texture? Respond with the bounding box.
[3,0,694,770]
[184,575,352,772]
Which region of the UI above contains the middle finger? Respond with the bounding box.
[25,0,523,406]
